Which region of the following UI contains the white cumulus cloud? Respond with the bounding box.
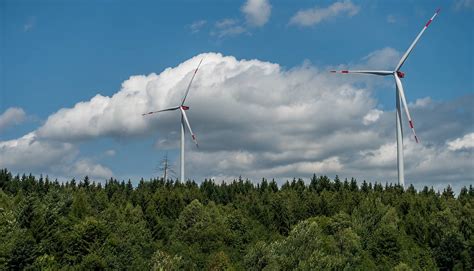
[0,132,76,171]
[1,52,472,191]
[0,132,113,180]
[241,0,272,27]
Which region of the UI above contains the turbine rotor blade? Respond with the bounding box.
[142,106,180,116]
[330,70,393,76]
[394,74,419,143]
[180,108,199,147]
[395,8,440,71]
[181,58,204,106]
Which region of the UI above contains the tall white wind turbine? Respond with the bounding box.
[331,9,440,187]
[142,59,203,182]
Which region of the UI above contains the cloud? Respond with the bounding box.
[447,133,474,151]
[211,19,247,38]
[411,97,432,108]
[354,139,474,188]
[0,131,113,180]
[454,0,474,10]
[289,0,360,27]
[105,149,116,156]
[72,159,113,179]
[189,20,207,33]
[361,47,401,70]
[295,157,343,174]
[241,0,272,27]
[363,109,383,125]
[0,107,26,131]
[155,133,180,150]
[407,140,473,190]
[386,14,397,24]
[37,87,152,141]
[328,47,402,90]
[0,132,77,172]
[23,16,36,32]
[2,52,472,191]
[405,96,473,145]
[210,0,270,38]
[330,47,401,71]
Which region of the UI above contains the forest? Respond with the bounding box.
[0,168,473,270]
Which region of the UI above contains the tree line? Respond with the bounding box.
[0,169,472,270]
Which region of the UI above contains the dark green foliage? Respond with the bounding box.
[0,168,472,270]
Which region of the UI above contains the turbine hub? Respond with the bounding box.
[181,106,190,110]
[397,71,405,78]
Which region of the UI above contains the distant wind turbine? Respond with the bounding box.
[331,9,441,187]
[143,59,203,182]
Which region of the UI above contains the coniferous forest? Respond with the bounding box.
[0,169,473,270]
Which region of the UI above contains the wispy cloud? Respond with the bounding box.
[105,149,116,157]
[215,19,239,29]
[241,0,272,27]
[454,0,474,10]
[211,19,247,38]
[386,14,397,24]
[23,16,36,32]
[208,0,271,39]
[189,20,207,33]
[289,0,359,27]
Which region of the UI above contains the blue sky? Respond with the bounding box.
[1,0,473,191]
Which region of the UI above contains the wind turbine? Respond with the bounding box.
[143,59,203,182]
[330,9,440,187]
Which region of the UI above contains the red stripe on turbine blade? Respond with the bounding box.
[409,120,414,129]
[192,135,196,140]
[341,70,349,73]
[425,19,432,27]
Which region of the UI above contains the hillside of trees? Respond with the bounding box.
[0,168,473,270]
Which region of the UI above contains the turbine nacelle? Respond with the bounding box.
[181,105,190,110]
[396,71,405,78]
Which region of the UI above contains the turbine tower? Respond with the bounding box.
[331,9,440,187]
[143,59,203,182]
